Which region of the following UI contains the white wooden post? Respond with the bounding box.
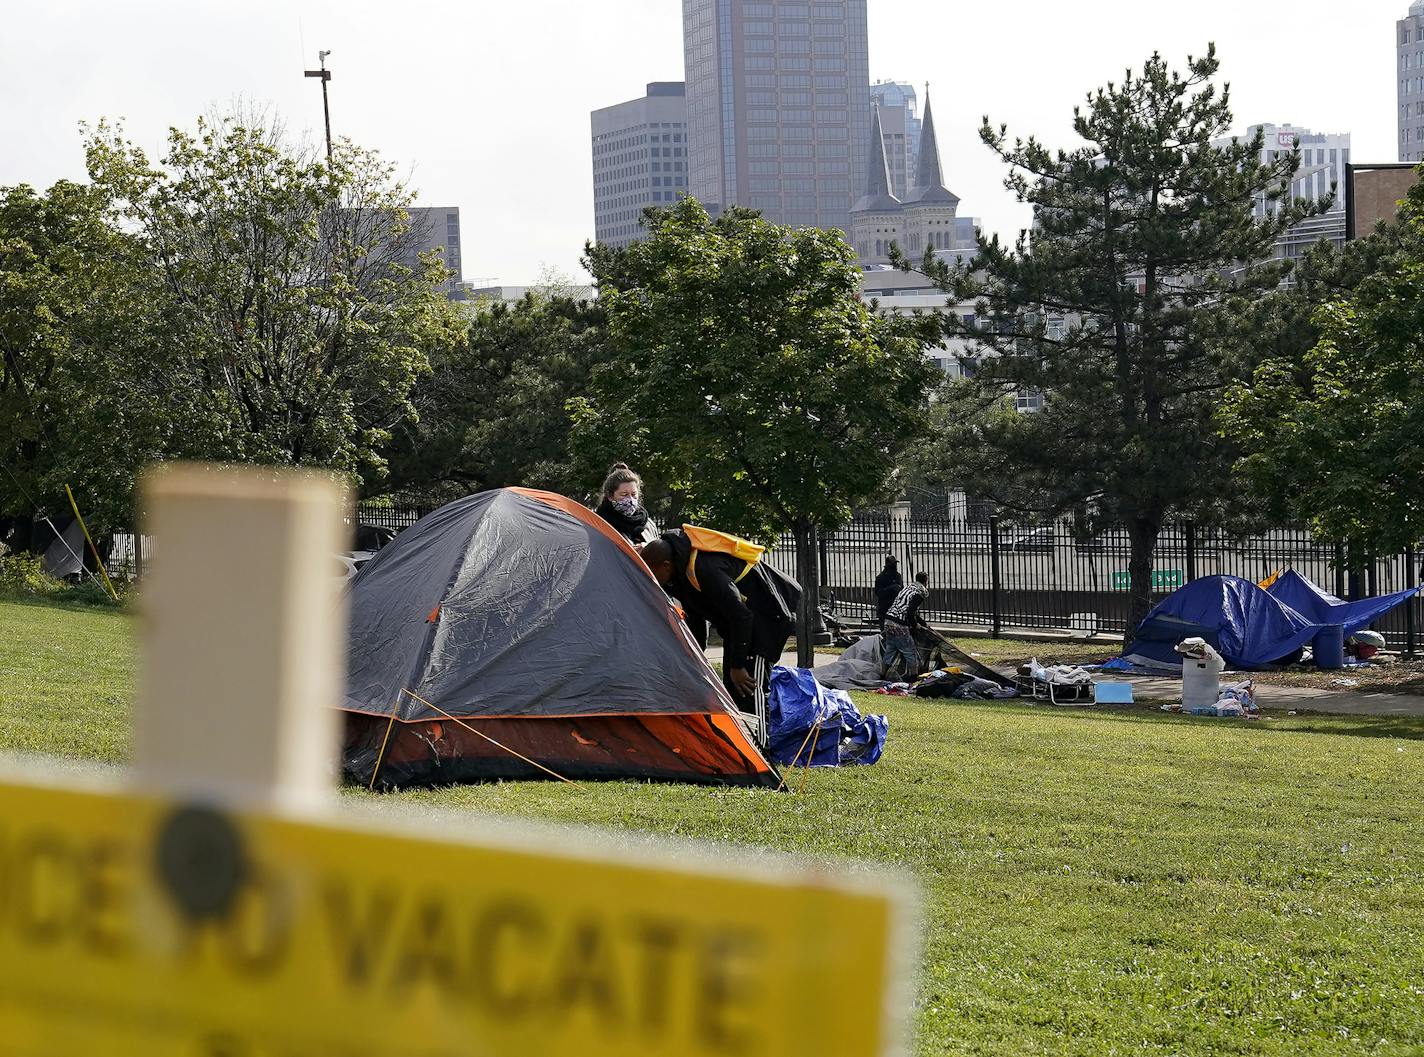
[133,465,347,811]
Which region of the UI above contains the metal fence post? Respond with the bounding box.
[1407,545,1418,660]
[1185,520,1197,583]
[989,512,1003,639]
[889,501,912,571]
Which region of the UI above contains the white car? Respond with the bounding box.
[334,551,376,583]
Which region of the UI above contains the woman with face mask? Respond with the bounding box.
[595,463,653,544]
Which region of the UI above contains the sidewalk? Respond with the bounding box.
[706,647,1424,718]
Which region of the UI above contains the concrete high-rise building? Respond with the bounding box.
[682,0,871,234]
[399,207,464,300]
[1218,123,1350,217]
[1213,123,1351,282]
[870,81,920,200]
[1399,2,1424,161]
[590,82,689,249]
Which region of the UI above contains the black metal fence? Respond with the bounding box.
[102,502,1422,655]
[350,503,439,537]
[761,513,1422,653]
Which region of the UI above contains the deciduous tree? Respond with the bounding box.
[84,112,464,487]
[1221,183,1424,557]
[576,198,939,658]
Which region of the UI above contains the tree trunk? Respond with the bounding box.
[1126,515,1161,637]
[794,520,820,669]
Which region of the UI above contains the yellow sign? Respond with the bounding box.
[0,770,911,1057]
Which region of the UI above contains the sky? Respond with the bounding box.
[0,1,1405,284]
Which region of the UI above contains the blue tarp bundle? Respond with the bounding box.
[1121,572,1420,671]
[1265,570,1420,637]
[767,665,888,767]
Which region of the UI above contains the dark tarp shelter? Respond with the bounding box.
[342,488,779,788]
[1265,570,1420,637]
[1121,572,1419,672]
[813,627,1015,691]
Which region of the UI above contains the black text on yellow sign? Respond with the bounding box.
[0,775,909,1057]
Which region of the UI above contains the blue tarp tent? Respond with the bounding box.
[1265,570,1420,637]
[1121,575,1321,671]
[1120,572,1420,671]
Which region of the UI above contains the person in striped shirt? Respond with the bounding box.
[880,571,929,682]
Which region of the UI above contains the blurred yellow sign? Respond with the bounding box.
[0,771,908,1057]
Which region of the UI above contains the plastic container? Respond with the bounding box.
[1181,653,1226,710]
[1313,624,1345,670]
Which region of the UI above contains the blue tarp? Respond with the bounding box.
[1122,575,1320,670]
[768,665,888,767]
[1265,570,1421,638]
[1122,572,1420,671]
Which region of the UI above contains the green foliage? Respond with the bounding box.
[385,292,608,501]
[905,46,1323,629]
[0,553,64,598]
[1221,180,1424,553]
[0,179,173,528]
[576,197,939,542]
[83,113,466,487]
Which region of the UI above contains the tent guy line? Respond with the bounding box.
[400,688,580,786]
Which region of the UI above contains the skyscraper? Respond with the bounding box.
[1399,2,1424,162]
[591,82,689,249]
[682,0,871,233]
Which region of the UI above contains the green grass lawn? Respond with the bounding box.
[2,597,1423,1055]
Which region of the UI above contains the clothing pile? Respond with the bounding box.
[768,666,889,767]
[872,683,912,696]
[910,667,1018,700]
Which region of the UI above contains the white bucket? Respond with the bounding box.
[1181,654,1226,710]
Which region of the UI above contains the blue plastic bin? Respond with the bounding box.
[1313,624,1345,670]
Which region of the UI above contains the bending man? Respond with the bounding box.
[639,530,797,709]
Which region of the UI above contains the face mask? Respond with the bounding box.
[612,496,639,516]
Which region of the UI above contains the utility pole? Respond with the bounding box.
[304,50,333,166]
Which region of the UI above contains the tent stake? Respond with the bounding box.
[367,709,399,791]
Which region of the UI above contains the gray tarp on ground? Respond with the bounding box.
[813,631,1015,691]
[813,634,894,690]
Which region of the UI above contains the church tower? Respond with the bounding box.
[902,91,961,258]
[849,105,903,265]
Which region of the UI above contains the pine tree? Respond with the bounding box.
[907,46,1322,632]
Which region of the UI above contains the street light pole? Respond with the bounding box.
[304,50,333,166]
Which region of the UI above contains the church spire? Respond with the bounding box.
[914,90,943,191]
[908,89,959,207]
[852,104,901,212]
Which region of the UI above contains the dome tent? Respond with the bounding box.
[342,488,778,788]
